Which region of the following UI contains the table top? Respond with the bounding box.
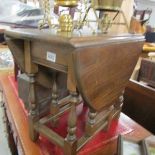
[0,74,151,155]
[5,28,144,48]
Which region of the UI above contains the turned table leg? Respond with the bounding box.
[28,74,39,141]
[64,91,78,155]
[114,91,124,119]
[50,73,59,126]
[85,108,97,136]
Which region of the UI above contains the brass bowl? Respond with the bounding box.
[55,0,78,7]
[92,0,123,10]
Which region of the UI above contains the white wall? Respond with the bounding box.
[136,0,155,27]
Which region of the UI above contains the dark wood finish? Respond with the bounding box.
[85,108,97,136]
[114,91,124,119]
[50,74,59,126]
[138,59,155,88]
[5,29,144,111]
[5,28,144,154]
[18,73,51,113]
[123,58,155,134]
[28,74,39,141]
[73,41,143,111]
[64,92,78,155]
[123,79,155,134]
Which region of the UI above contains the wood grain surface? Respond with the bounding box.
[74,41,143,111]
[5,28,144,111]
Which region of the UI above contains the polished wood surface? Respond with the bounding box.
[5,28,144,154]
[123,73,155,134]
[5,28,144,111]
[138,59,155,88]
[0,74,151,155]
[4,28,144,154]
[74,41,143,111]
[123,57,155,134]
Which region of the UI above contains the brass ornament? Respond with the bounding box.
[38,0,128,33]
[58,14,73,32]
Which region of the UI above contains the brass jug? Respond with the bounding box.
[92,0,123,10]
[55,0,78,7]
